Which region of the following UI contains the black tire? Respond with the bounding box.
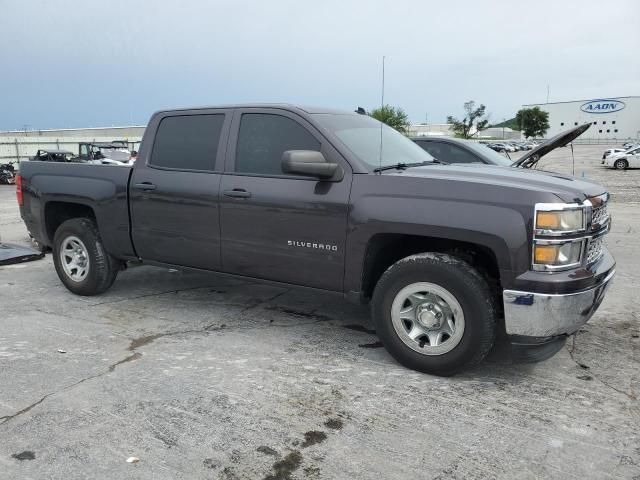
[372,253,496,376]
[52,218,119,296]
[614,159,628,170]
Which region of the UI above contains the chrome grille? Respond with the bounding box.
[586,236,604,264]
[592,204,608,228]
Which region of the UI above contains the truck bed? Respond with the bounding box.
[18,161,135,259]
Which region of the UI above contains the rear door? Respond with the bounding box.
[129,109,231,270]
[219,108,352,291]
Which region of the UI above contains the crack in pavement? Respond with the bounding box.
[0,368,114,426]
[568,334,637,400]
[0,287,298,426]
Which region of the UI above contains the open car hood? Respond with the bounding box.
[512,123,591,168]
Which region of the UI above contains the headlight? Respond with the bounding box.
[535,206,585,234]
[533,240,584,269]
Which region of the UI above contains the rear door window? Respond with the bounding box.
[235,113,321,176]
[151,114,225,171]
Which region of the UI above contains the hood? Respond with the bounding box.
[512,123,591,168]
[393,163,606,203]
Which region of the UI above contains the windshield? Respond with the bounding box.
[313,113,435,168]
[466,142,514,166]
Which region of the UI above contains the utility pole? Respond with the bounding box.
[546,85,550,104]
[381,56,385,110]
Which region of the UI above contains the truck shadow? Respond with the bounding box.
[99,265,541,381]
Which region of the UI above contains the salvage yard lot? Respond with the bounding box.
[1,145,639,479]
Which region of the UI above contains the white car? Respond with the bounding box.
[492,142,516,152]
[602,148,626,160]
[604,146,640,170]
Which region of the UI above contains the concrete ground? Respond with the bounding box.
[0,145,638,479]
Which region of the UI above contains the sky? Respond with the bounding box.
[1,0,638,130]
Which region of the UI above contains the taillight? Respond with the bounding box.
[16,175,23,206]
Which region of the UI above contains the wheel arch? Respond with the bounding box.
[44,201,96,244]
[359,233,503,302]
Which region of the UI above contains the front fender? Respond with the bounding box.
[344,175,544,294]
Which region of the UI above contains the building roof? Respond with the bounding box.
[0,125,145,134]
[523,96,639,107]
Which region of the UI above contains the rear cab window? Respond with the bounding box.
[150,114,226,171]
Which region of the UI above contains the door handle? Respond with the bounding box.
[223,189,251,198]
[133,182,157,191]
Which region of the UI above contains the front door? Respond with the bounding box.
[219,109,351,291]
[129,110,231,270]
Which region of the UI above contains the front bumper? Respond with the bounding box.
[502,268,615,337]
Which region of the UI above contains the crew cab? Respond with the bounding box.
[16,104,615,376]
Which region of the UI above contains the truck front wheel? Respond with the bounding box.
[372,253,496,376]
[52,218,119,296]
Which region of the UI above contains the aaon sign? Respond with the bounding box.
[580,99,626,114]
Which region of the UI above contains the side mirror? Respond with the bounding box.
[281,150,340,179]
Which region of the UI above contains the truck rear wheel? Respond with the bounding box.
[372,253,496,376]
[52,218,119,296]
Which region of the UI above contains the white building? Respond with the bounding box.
[407,123,453,137]
[523,96,640,141]
[407,123,521,140]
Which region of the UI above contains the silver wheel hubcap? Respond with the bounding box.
[391,282,465,355]
[60,236,90,282]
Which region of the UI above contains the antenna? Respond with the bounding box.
[378,55,385,173]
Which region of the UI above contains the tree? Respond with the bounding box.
[491,118,519,131]
[369,105,410,133]
[446,101,489,139]
[515,107,549,138]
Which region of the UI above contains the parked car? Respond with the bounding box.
[622,142,638,149]
[17,105,615,376]
[76,142,131,163]
[87,157,134,167]
[413,123,590,168]
[495,142,516,152]
[412,137,513,166]
[484,143,505,153]
[603,145,640,170]
[30,149,76,162]
[602,148,627,160]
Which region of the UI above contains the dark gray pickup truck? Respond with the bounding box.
[17,104,615,375]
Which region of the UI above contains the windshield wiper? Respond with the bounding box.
[373,160,446,173]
